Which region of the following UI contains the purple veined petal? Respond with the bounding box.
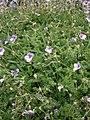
[79,33,86,40]
[24,52,34,62]
[11,70,17,76]
[72,37,76,42]
[86,16,90,22]
[73,62,81,71]
[23,110,34,115]
[11,68,19,76]
[0,47,5,55]
[35,12,40,16]
[74,62,81,68]
[10,35,17,43]
[45,46,53,54]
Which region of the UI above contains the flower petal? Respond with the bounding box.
[0,47,5,55]
[23,110,34,115]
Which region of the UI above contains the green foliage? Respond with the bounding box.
[0,5,90,120]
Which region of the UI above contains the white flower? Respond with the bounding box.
[24,52,34,62]
[12,103,16,106]
[35,13,40,16]
[44,27,48,31]
[0,40,2,43]
[58,85,64,92]
[0,78,4,83]
[86,16,90,22]
[73,62,81,71]
[45,46,53,54]
[34,74,37,79]
[0,47,5,55]
[86,97,90,102]
[23,110,34,115]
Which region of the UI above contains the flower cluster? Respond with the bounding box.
[4,35,17,45]
[71,33,87,72]
[0,32,87,83]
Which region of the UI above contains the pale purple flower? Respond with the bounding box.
[35,13,40,16]
[11,68,19,76]
[0,47,5,55]
[83,0,89,6]
[58,85,64,92]
[23,110,34,115]
[86,16,90,22]
[72,37,76,42]
[24,52,34,62]
[0,40,2,43]
[10,35,17,43]
[44,27,48,31]
[73,62,81,71]
[45,46,53,54]
[79,34,86,40]
[54,108,58,113]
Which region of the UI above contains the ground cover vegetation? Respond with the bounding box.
[0,0,90,120]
